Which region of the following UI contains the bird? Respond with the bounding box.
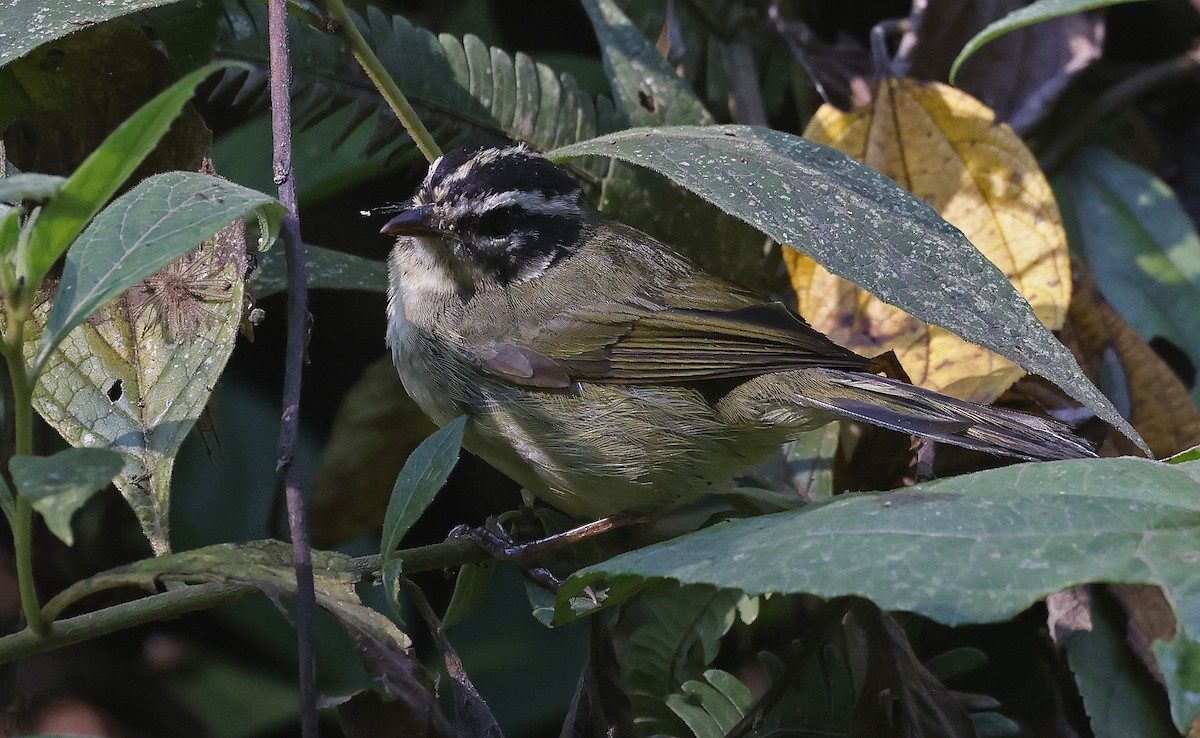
[379,144,1095,520]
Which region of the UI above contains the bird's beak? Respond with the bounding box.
[380,203,444,237]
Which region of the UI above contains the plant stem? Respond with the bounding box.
[0,582,253,661]
[267,0,319,734]
[2,319,46,637]
[321,0,442,163]
[0,534,488,664]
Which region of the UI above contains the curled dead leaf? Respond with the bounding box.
[1057,260,1200,458]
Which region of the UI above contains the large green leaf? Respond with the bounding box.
[949,0,1152,83]
[250,243,386,298]
[549,126,1142,451]
[557,457,1200,730]
[1053,147,1200,404]
[19,61,245,296]
[1053,588,1178,738]
[0,0,185,67]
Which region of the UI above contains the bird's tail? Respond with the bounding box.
[730,368,1096,461]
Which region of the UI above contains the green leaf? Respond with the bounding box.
[1166,446,1200,465]
[1053,147,1200,404]
[677,672,751,733]
[443,561,497,628]
[580,0,713,127]
[0,0,186,68]
[10,447,123,545]
[949,0,1151,84]
[30,215,259,554]
[1055,589,1178,738]
[250,243,387,298]
[0,173,67,204]
[0,204,17,258]
[380,415,468,557]
[550,126,1143,451]
[19,60,245,296]
[665,688,724,738]
[625,583,745,703]
[214,3,615,179]
[34,171,283,373]
[557,457,1200,730]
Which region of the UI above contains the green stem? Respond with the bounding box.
[320,0,442,163]
[0,582,253,662]
[2,320,46,637]
[0,534,486,663]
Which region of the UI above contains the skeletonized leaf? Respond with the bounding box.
[10,447,124,545]
[29,222,251,555]
[791,79,1071,404]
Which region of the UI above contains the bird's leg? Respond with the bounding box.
[449,513,635,589]
[905,435,937,484]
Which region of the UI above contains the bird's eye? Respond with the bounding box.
[474,207,518,239]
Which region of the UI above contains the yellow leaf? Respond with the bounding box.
[788,78,1071,404]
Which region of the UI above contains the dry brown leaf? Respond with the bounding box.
[789,78,1071,404]
[1058,261,1200,458]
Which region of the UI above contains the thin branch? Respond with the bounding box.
[321,0,442,163]
[268,0,318,735]
[0,534,488,665]
[1039,46,1200,174]
[0,582,254,663]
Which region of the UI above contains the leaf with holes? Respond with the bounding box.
[28,220,251,555]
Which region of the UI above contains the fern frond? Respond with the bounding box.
[211,2,617,183]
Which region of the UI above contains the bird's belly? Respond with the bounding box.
[465,382,788,519]
[388,321,468,427]
[388,318,788,518]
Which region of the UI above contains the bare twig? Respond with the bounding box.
[267,0,318,735]
[1039,46,1200,174]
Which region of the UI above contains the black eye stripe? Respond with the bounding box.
[473,207,519,237]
